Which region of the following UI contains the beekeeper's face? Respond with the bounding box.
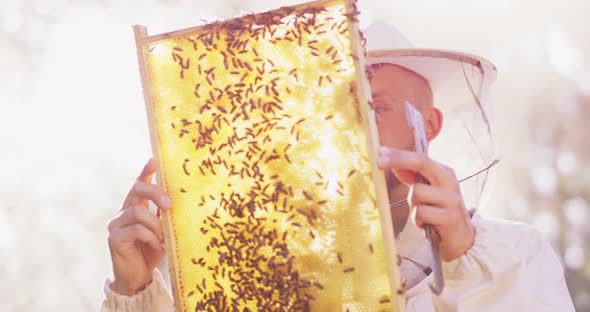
[370,63,442,151]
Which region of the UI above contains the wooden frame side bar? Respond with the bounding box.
[344,0,405,310]
[133,24,185,312]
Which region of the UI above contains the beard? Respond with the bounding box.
[385,169,401,191]
[385,170,409,237]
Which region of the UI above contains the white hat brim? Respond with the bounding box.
[368,49,497,111]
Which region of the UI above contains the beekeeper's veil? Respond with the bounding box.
[363,20,499,289]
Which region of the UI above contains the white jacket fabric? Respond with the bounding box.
[101,215,575,311]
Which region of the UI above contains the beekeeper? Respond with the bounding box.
[101,20,575,311]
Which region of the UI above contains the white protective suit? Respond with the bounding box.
[101,214,575,312]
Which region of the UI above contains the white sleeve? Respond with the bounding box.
[101,269,174,312]
[432,215,575,312]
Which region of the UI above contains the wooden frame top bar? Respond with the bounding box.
[135,0,342,45]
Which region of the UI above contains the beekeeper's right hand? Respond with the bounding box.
[107,158,171,296]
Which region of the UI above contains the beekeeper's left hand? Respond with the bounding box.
[377,146,475,261]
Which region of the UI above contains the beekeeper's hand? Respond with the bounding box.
[107,158,171,295]
[377,146,475,261]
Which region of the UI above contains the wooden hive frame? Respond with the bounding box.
[133,0,404,310]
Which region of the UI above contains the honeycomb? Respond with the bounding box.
[134,0,402,310]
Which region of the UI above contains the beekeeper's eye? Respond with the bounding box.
[374,105,387,124]
[374,100,390,113]
[372,100,386,113]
